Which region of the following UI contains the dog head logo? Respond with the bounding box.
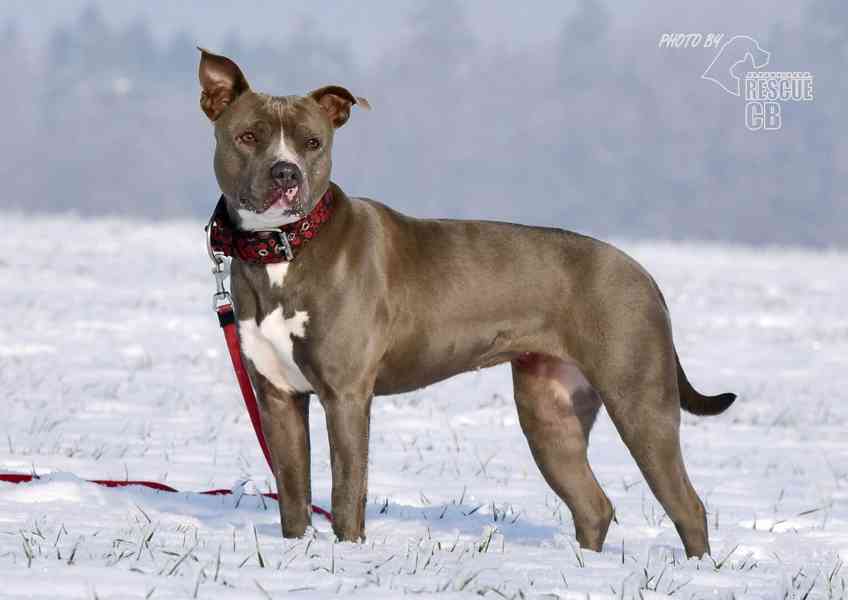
[701,35,771,96]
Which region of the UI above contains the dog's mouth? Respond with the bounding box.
[242,184,306,217]
[268,184,300,210]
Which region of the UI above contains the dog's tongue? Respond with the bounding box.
[270,185,299,209]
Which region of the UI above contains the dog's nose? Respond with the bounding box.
[270,161,302,187]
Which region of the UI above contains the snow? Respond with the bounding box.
[1,214,847,599]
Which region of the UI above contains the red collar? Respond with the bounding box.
[207,189,334,263]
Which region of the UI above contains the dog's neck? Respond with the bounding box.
[208,188,335,264]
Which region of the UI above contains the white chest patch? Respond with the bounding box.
[238,264,312,393]
[265,262,289,288]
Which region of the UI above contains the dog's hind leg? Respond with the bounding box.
[584,327,711,558]
[600,371,710,557]
[511,354,614,551]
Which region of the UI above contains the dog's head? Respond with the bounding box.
[198,48,369,230]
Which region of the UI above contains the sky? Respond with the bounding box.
[1,1,804,65]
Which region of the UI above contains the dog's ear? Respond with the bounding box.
[198,47,250,122]
[308,85,371,128]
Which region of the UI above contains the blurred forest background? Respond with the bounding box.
[0,0,845,246]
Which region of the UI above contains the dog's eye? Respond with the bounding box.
[238,131,257,144]
[305,137,321,150]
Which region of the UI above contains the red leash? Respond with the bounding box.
[216,302,272,466]
[0,233,333,523]
[0,474,332,520]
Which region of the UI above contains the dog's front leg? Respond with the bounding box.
[255,379,312,538]
[321,390,373,542]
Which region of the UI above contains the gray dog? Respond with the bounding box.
[198,49,735,558]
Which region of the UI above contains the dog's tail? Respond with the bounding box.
[676,351,736,416]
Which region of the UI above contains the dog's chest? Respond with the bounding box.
[237,262,313,393]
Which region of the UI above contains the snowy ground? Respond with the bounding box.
[1,214,847,599]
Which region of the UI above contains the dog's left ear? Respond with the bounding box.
[309,86,371,128]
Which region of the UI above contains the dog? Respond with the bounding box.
[198,48,735,558]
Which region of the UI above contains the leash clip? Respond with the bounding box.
[211,261,232,310]
[207,216,232,310]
